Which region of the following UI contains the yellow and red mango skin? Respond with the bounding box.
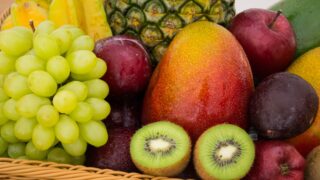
[142,21,254,142]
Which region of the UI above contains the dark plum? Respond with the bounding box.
[104,97,142,129]
[250,72,319,139]
[86,127,137,172]
[94,35,152,99]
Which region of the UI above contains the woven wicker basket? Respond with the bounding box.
[0,8,190,180]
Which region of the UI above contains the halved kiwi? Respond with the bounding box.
[130,121,191,177]
[194,124,255,180]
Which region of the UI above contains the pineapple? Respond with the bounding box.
[105,0,236,64]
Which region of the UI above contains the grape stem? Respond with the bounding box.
[29,20,35,32]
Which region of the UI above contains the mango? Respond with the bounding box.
[142,21,254,142]
[11,1,48,28]
[1,15,14,30]
[287,47,320,157]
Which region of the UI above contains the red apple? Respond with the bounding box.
[229,8,296,79]
[246,141,305,180]
[94,35,152,100]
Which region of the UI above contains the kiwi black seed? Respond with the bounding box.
[194,124,255,180]
[130,121,191,177]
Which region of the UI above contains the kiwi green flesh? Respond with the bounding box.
[130,121,191,173]
[195,124,255,180]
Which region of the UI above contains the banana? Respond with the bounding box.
[49,0,83,27]
[80,0,113,41]
[15,0,51,10]
[49,0,112,41]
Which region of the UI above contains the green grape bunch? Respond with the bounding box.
[0,21,111,165]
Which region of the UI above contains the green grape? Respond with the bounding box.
[79,120,108,147]
[0,150,9,157]
[8,142,25,158]
[3,72,31,99]
[0,27,33,56]
[17,94,50,118]
[53,90,78,114]
[55,115,79,144]
[15,55,45,76]
[25,141,47,160]
[33,34,60,60]
[86,98,111,121]
[14,117,37,141]
[85,79,109,99]
[14,26,33,38]
[0,88,9,102]
[37,105,59,127]
[62,136,87,156]
[0,74,5,87]
[28,70,57,97]
[71,58,107,81]
[67,50,97,74]
[26,49,36,55]
[1,121,19,143]
[59,81,88,101]
[3,99,20,121]
[50,28,72,54]
[60,25,84,40]
[0,103,9,125]
[0,137,8,155]
[0,52,15,74]
[47,147,71,164]
[70,102,93,123]
[17,156,29,160]
[70,155,85,165]
[67,35,94,54]
[46,56,70,84]
[32,124,55,151]
[35,21,56,35]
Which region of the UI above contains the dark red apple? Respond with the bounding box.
[246,141,305,180]
[94,35,152,99]
[229,8,296,79]
[85,127,137,172]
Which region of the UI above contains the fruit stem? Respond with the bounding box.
[280,163,290,176]
[29,20,35,32]
[268,10,282,29]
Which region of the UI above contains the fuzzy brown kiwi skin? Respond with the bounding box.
[133,146,192,177]
[305,146,320,180]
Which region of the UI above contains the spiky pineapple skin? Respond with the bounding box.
[105,0,235,65]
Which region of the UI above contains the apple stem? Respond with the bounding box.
[280,163,290,176]
[29,20,35,32]
[268,10,282,29]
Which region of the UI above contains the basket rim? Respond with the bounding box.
[0,157,189,180]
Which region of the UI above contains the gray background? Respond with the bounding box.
[236,0,281,12]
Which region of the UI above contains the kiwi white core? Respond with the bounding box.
[217,145,238,161]
[149,138,172,153]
